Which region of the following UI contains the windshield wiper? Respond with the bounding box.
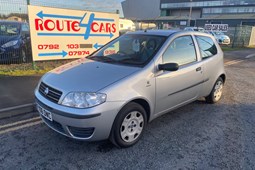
[87,56,117,63]
[118,58,144,66]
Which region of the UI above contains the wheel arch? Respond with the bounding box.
[115,97,152,123]
[219,73,226,84]
[131,98,151,122]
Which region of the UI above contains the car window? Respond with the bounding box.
[162,35,197,66]
[195,36,217,59]
[215,32,224,35]
[88,34,166,67]
[0,23,20,36]
[21,24,29,32]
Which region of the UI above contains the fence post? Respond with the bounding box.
[32,61,37,70]
[232,26,237,48]
[27,0,35,69]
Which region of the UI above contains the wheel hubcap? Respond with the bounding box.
[120,111,144,143]
[214,81,223,101]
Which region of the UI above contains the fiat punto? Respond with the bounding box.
[35,30,226,148]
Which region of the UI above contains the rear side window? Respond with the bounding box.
[196,36,217,59]
[22,24,29,32]
[163,35,197,66]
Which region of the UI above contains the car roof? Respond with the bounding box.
[0,20,27,24]
[185,27,204,29]
[126,30,213,38]
[127,30,178,37]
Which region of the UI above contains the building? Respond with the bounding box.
[159,0,255,27]
[121,0,160,20]
[122,0,255,28]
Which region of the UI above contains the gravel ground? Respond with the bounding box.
[0,50,255,170]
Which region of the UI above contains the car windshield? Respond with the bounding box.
[198,28,205,32]
[0,23,20,36]
[87,34,166,67]
[215,32,224,35]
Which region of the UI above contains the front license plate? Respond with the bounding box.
[37,104,53,121]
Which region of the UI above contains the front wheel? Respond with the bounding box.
[205,77,224,104]
[110,102,147,148]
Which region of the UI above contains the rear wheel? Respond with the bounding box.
[110,102,147,148]
[205,77,224,104]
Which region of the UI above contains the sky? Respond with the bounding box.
[0,0,124,16]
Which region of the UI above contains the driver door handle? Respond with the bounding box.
[196,67,201,72]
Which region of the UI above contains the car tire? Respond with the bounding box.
[205,77,224,104]
[110,102,147,148]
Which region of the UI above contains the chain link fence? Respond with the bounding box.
[227,25,253,48]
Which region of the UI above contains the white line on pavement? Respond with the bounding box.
[0,103,35,113]
[224,59,244,66]
[245,54,255,59]
[0,120,42,135]
[0,116,40,129]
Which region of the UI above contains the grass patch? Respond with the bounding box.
[0,60,74,77]
[221,46,255,52]
[0,69,50,76]
[221,46,246,51]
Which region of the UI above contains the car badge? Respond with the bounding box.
[44,87,49,95]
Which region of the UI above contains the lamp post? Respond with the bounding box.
[188,0,193,26]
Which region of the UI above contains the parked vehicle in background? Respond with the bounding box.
[136,22,157,30]
[0,21,31,63]
[119,18,136,35]
[35,30,226,148]
[184,27,205,32]
[209,31,231,45]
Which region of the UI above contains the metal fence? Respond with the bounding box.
[227,26,253,48]
[0,0,28,65]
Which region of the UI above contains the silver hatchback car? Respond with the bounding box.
[35,30,226,148]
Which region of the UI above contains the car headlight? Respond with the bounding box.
[1,40,18,48]
[61,92,107,108]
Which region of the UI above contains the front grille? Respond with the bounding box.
[68,126,95,138]
[41,116,65,134]
[39,82,62,103]
[0,48,4,54]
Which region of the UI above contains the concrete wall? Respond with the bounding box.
[121,0,160,20]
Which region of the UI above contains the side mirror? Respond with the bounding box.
[158,63,179,71]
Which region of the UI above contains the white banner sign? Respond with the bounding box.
[205,24,228,32]
[28,5,119,61]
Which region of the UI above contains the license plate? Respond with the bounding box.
[37,104,53,121]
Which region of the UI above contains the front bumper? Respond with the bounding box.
[35,90,125,141]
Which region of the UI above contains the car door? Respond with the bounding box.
[155,35,203,115]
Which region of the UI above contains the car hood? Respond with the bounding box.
[0,35,20,46]
[42,58,141,93]
[215,35,229,39]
